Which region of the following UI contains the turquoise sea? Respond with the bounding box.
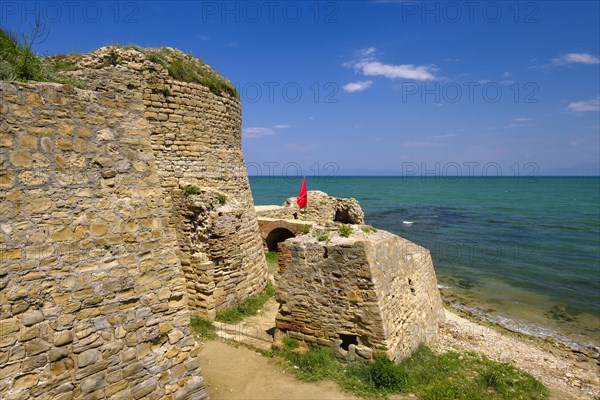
[249,176,600,350]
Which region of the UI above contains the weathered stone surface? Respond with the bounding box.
[21,310,44,327]
[0,45,251,399]
[275,229,444,361]
[256,190,365,225]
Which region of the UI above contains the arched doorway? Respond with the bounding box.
[265,228,295,252]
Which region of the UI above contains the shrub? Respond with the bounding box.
[217,193,227,204]
[369,353,407,391]
[301,224,312,234]
[162,86,170,96]
[338,224,353,238]
[183,185,199,195]
[315,231,328,242]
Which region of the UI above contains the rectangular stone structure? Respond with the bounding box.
[275,229,445,361]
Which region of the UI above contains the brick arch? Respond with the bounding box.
[257,218,309,251]
[265,228,295,252]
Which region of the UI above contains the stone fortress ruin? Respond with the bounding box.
[0,46,443,399]
[256,191,444,362]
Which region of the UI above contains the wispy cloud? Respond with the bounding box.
[358,47,376,57]
[346,47,438,81]
[243,127,275,138]
[343,80,373,93]
[243,124,290,138]
[567,97,600,112]
[432,134,457,139]
[534,52,600,68]
[502,71,511,78]
[554,53,600,65]
[513,117,534,122]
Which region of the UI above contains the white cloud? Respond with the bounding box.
[560,53,600,64]
[358,47,376,57]
[432,134,457,139]
[443,58,459,63]
[354,60,437,80]
[346,47,438,81]
[243,124,291,138]
[243,127,275,138]
[567,97,600,112]
[513,117,534,122]
[544,53,600,68]
[343,80,373,93]
[502,71,511,78]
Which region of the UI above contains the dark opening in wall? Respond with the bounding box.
[339,333,358,351]
[334,209,353,224]
[265,228,295,252]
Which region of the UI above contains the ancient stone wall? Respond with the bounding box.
[68,47,268,318]
[0,82,206,399]
[275,229,445,361]
[255,190,364,226]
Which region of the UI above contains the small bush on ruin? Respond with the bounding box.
[338,224,352,238]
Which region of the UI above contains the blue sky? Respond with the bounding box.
[2,1,599,176]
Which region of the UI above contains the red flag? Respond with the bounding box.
[296,176,307,209]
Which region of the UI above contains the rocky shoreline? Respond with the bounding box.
[436,308,600,400]
[439,290,600,364]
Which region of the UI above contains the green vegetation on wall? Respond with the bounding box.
[0,27,85,88]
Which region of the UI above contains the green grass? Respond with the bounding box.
[301,224,312,234]
[190,317,217,339]
[216,281,275,324]
[282,337,300,349]
[217,193,227,205]
[0,28,236,97]
[268,343,549,400]
[0,28,86,88]
[265,251,278,272]
[361,225,377,234]
[141,47,238,98]
[338,224,353,238]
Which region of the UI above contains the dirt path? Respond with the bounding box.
[197,340,360,400]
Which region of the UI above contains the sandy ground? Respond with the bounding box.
[197,299,600,400]
[198,341,362,400]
